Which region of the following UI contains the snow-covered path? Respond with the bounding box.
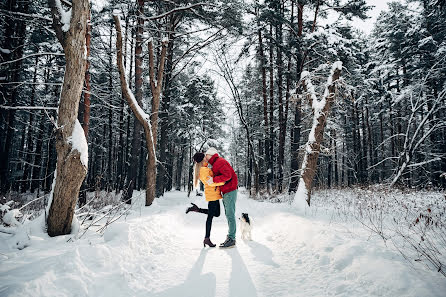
[1,191,445,297]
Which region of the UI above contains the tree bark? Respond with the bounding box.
[257,13,268,190]
[296,63,342,206]
[82,12,91,139]
[289,2,304,194]
[147,35,168,206]
[176,145,185,191]
[276,3,285,193]
[79,9,91,206]
[108,21,114,191]
[116,14,128,193]
[268,24,274,193]
[333,129,339,186]
[124,0,145,202]
[47,0,89,237]
[114,15,167,207]
[156,13,178,197]
[22,55,39,192]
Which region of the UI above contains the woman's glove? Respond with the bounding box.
[207,177,214,185]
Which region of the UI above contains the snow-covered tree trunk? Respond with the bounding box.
[294,62,342,208]
[46,0,89,236]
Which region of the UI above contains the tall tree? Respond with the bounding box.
[46,0,90,236]
[114,15,168,206]
[295,62,342,206]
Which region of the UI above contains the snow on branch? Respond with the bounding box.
[301,71,318,108]
[67,120,88,168]
[54,0,72,32]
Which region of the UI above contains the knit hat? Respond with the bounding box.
[205,147,218,156]
[193,152,205,163]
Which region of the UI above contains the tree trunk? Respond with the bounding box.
[176,145,185,191]
[123,0,144,202]
[364,99,374,182]
[146,35,168,205]
[289,2,303,194]
[114,15,167,207]
[22,55,39,192]
[31,110,45,193]
[108,21,114,191]
[276,4,285,193]
[123,20,135,196]
[333,128,339,186]
[379,102,385,181]
[257,16,268,191]
[268,24,274,193]
[79,10,91,206]
[328,130,333,188]
[156,16,177,197]
[116,15,126,193]
[82,12,92,139]
[352,99,362,183]
[295,62,342,206]
[47,0,89,237]
[166,143,174,191]
[43,65,57,194]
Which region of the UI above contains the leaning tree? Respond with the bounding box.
[294,61,343,207]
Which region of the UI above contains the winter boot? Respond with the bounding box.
[203,237,216,248]
[186,203,200,214]
[219,236,236,248]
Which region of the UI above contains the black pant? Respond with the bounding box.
[199,200,221,238]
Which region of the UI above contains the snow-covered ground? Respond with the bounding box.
[1,190,445,297]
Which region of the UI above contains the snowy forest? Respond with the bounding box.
[1,0,446,296]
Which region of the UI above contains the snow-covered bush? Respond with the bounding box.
[310,187,446,278]
[1,201,23,227]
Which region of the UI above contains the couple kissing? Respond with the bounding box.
[186,147,238,248]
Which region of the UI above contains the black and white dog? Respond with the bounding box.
[239,213,252,240]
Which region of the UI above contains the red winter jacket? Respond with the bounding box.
[208,154,238,194]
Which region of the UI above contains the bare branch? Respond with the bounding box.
[0,105,58,111]
[0,52,64,66]
[143,3,212,21]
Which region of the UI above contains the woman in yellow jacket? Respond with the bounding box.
[186,152,225,247]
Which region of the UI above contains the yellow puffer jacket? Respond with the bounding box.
[199,163,225,201]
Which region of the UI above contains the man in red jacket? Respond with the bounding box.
[205,147,238,248]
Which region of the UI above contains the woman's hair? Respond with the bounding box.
[193,161,203,189]
[192,152,205,189]
[193,152,204,163]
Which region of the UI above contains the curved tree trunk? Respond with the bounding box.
[123,0,144,202]
[47,0,89,236]
[114,15,167,207]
